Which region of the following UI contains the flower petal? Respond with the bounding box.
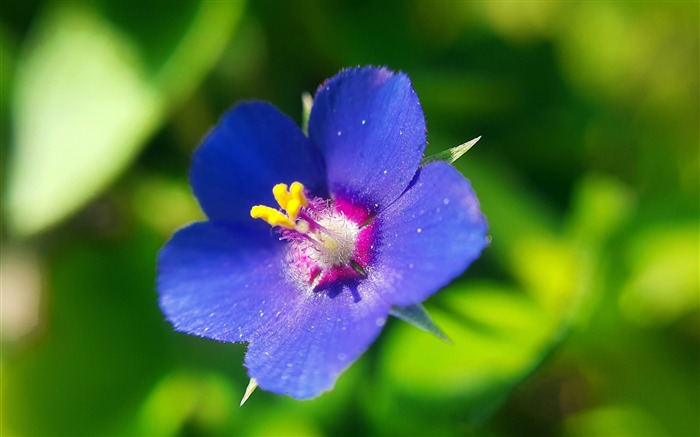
[157,221,295,342]
[191,102,327,224]
[309,66,426,213]
[244,279,391,399]
[158,221,392,400]
[369,161,489,306]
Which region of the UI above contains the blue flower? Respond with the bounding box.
[157,66,488,400]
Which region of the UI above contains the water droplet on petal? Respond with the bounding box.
[361,119,366,125]
[409,263,414,269]
[417,228,422,233]
[443,198,450,205]
[337,130,342,136]
[376,318,386,327]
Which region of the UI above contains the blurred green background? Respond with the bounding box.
[1,1,698,436]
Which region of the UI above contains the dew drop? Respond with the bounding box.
[399,130,403,135]
[376,318,386,327]
[383,169,388,174]
[259,311,264,317]
[361,119,366,125]
[337,130,342,136]
[443,198,450,205]
[286,363,293,368]
[417,228,422,233]
[409,263,414,269]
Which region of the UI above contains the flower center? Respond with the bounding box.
[250,182,371,289]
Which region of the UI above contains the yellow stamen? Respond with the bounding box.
[272,183,291,209]
[250,181,310,229]
[290,182,309,207]
[250,205,295,229]
[286,198,302,220]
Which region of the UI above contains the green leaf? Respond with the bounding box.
[376,282,558,429]
[301,91,313,136]
[389,303,450,343]
[5,1,243,237]
[136,371,236,437]
[420,136,481,166]
[619,223,699,326]
[0,26,16,114]
[7,4,159,237]
[2,228,171,436]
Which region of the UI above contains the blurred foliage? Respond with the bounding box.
[1,1,697,436]
[5,0,242,236]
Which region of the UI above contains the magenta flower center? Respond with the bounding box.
[251,182,374,290]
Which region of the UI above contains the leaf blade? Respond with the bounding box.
[389,303,451,343]
[420,136,481,166]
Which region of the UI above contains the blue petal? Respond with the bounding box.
[191,102,327,224]
[309,67,426,213]
[158,221,391,400]
[157,221,294,342]
[369,161,488,306]
[245,278,390,399]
